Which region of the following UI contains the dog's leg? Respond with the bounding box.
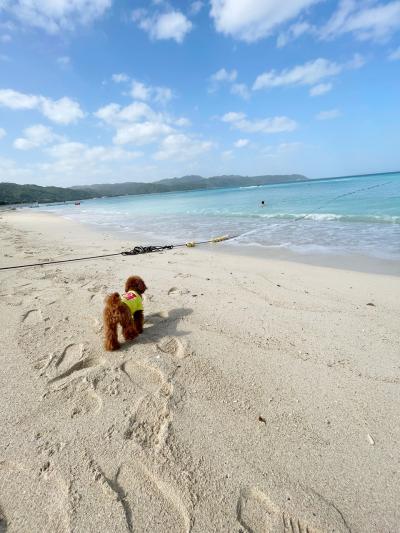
[121,307,138,342]
[104,318,120,351]
[133,310,144,334]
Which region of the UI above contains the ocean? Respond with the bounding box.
[39,172,400,270]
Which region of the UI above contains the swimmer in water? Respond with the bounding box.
[261,200,266,207]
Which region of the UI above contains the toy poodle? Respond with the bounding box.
[103,275,147,351]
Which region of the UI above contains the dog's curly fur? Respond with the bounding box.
[103,275,147,351]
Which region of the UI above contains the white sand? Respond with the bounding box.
[0,211,399,532]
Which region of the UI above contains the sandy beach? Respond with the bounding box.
[0,210,399,533]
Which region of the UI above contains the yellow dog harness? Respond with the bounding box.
[121,290,143,315]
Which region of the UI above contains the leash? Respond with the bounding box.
[0,235,236,271]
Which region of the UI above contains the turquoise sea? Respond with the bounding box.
[40,172,400,267]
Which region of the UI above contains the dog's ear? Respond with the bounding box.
[125,276,147,294]
[105,292,120,306]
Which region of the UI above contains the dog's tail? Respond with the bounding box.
[105,292,121,308]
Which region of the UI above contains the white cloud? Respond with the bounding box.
[309,82,332,96]
[209,68,250,99]
[221,149,234,159]
[0,89,39,109]
[209,68,238,93]
[230,82,251,99]
[95,100,190,147]
[0,89,84,124]
[0,127,6,139]
[0,155,32,181]
[210,0,321,42]
[211,68,237,83]
[262,141,303,157]
[0,0,111,33]
[130,80,174,104]
[95,98,193,150]
[222,111,297,133]
[234,138,249,148]
[154,133,213,160]
[36,142,143,185]
[95,101,156,125]
[47,142,141,162]
[13,124,61,150]
[277,21,312,47]
[1,33,11,42]
[175,117,191,127]
[112,73,129,83]
[253,55,364,91]
[388,46,400,60]
[131,80,152,101]
[133,9,192,43]
[40,97,84,124]
[154,86,174,105]
[113,122,174,145]
[316,109,341,120]
[222,111,246,123]
[111,73,174,105]
[190,1,204,15]
[321,0,400,42]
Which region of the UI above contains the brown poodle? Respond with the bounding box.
[103,275,147,351]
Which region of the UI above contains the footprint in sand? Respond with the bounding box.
[71,389,103,418]
[157,337,187,359]
[0,461,69,533]
[116,460,189,533]
[49,346,104,386]
[237,486,350,533]
[21,308,43,324]
[124,389,172,450]
[56,343,84,371]
[143,311,169,329]
[122,360,167,395]
[66,457,130,533]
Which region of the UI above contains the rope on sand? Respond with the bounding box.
[0,235,236,271]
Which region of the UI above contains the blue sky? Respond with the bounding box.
[0,0,399,186]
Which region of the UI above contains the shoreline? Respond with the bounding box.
[12,209,400,277]
[1,210,399,532]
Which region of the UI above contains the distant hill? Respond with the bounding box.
[0,182,92,205]
[0,174,308,205]
[75,173,308,196]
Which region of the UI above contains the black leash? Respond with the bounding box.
[0,236,236,272]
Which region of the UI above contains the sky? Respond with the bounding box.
[0,0,400,187]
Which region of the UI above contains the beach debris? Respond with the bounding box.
[276,284,281,287]
[366,302,376,307]
[367,433,375,445]
[258,416,266,424]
